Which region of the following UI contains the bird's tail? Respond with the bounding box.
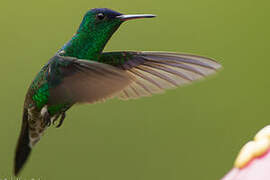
[14,109,31,176]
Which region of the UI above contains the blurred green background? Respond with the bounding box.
[1,0,270,179]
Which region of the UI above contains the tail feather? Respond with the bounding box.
[14,109,31,176]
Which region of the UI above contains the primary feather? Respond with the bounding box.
[99,51,221,100]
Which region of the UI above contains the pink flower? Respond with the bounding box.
[222,126,270,180]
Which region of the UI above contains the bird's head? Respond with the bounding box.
[77,8,156,35]
[62,8,156,60]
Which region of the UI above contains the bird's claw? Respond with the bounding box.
[52,118,58,126]
[56,112,66,128]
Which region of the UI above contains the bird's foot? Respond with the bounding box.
[43,111,51,126]
[52,112,66,128]
[57,112,66,128]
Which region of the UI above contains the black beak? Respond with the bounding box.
[116,14,156,21]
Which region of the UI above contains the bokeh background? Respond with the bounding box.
[1,0,270,179]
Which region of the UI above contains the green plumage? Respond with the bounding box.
[99,51,135,66]
[61,10,122,61]
[32,84,49,109]
[14,8,222,176]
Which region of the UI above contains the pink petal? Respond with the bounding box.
[222,149,270,180]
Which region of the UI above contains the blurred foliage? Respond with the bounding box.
[1,0,270,179]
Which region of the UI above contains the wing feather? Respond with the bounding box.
[47,55,133,104]
[100,51,222,100]
[48,51,222,103]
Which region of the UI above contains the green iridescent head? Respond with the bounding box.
[62,8,156,60]
[77,8,123,34]
[78,8,156,33]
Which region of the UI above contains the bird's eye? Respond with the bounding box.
[96,13,105,20]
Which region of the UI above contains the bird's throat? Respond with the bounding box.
[60,31,110,61]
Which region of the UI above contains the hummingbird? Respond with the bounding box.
[14,8,222,175]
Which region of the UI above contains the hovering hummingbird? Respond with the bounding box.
[14,8,222,175]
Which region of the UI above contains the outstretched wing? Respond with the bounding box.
[47,55,133,105]
[99,51,222,100]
